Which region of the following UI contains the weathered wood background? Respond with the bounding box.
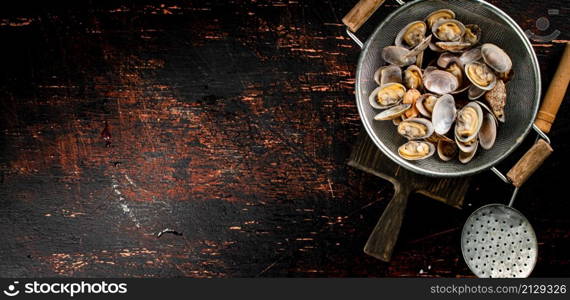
[0,0,568,277]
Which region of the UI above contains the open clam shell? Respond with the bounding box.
[463,24,481,46]
[424,69,459,95]
[416,93,438,118]
[437,52,461,69]
[425,9,456,28]
[481,43,513,73]
[455,102,484,143]
[468,85,486,100]
[398,141,435,161]
[382,46,417,67]
[397,118,434,140]
[432,19,466,42]
[479,112,497,150]
[374,103,411,121]
[431,94,457,135]
[436,41,472,53]
[407,35,432,58]
[474,101,499,123]
[404,65,423,90]
[429,41,445,53]
[460,47,482,66]
[374,65,402,86]
[369,83,407,109]
[446,62,471,95]
[437,135,458,161]
[459,140,478,164]
[395,21,427,48]
[455,134,478,153]
[465,62,497,91]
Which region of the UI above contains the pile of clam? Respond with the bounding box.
[369,9,512,163]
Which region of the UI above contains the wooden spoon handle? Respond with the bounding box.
[534,42,570,134]
[342,0,386,32]
[364,184,410,262]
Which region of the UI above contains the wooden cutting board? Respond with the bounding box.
[348,130,470,262]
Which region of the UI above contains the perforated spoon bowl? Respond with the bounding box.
[461,202,537,278]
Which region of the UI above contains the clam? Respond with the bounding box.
[423,70,459,94]
[407,35,432,57]
[437,52,461,69]
[404,65,423,90]
[424,66,438,75]
[393,116,404,126]
[462,24,481,45]
[402,89,422,119]
[468,85,486,100]
[498,69,514,82]
[429,41,445,53]
[416,93,438,117]
[395,21,427,48]
[484,79,507,122]
[465,62,497,91]
[382,46,416,67]
[374,65,402,86]
[437,135,458,161]
[398,141,435,161]
[459,141,478,164]
[455,134,478,153]
[481,43,512,73]
[369,83,407,109]
[436,41,472,53]
[445,62,464,87]
[374,103,411,121]
[431,94,457,135]
[397,118,434,140]
[432,19,466,42]
[415,51,424,68]
[455,102,483,143]
[479,112,497,150]
[474,100,499,123]
[425,9,455,28]
[459,47,482,66]
[446,62,471,94]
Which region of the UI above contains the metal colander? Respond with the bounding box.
[354,0,541,177]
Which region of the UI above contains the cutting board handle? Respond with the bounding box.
[342,0,387,32]
[505,43,570,187]
[364,183,410,261]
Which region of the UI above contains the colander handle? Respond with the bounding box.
[342,0,387,33]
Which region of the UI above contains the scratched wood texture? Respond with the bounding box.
[0,0,568,277]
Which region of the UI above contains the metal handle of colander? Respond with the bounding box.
[490,126,552,207]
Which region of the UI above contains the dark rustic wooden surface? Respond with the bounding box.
[0,0,569,277]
